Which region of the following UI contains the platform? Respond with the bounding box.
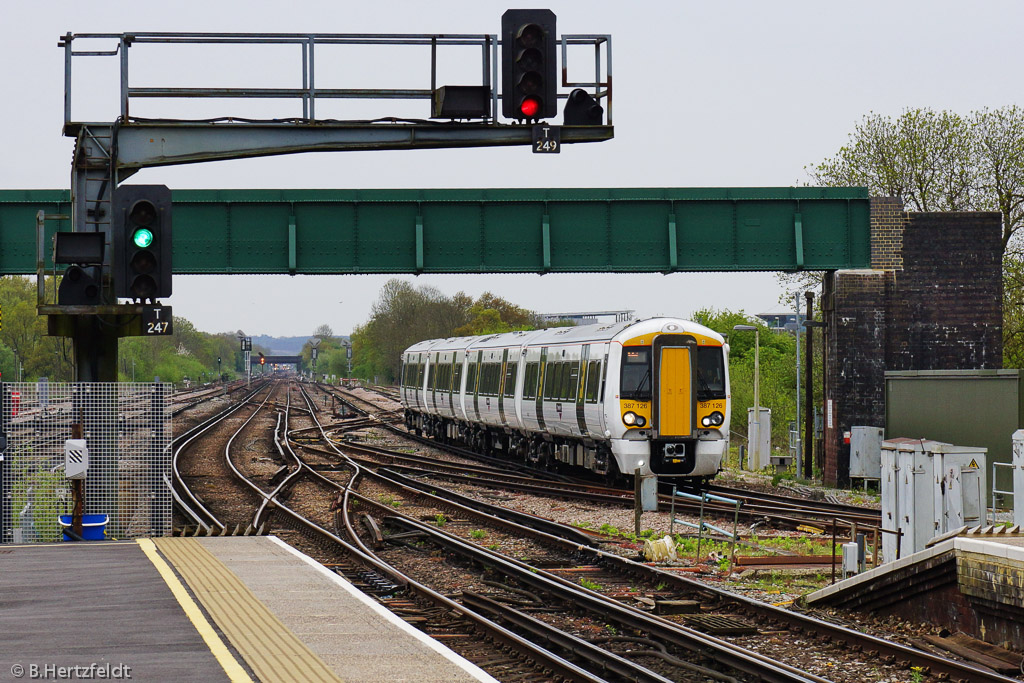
[0,536,496,682]
[805,525,1024,650]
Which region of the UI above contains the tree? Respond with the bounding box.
[693,308,800,446]
[348,281,542,382]
[804,106,1024,366]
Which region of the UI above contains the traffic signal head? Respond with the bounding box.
[113,185,172,301]
[501,9,557,121]
[259,354,265,365]
[563,88,604,126]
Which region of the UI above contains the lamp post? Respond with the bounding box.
[733,324,760,469]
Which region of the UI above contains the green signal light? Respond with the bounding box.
[132,228,154,248]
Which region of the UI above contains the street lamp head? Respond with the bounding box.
[732,324,757,331]
[802,321,826,329]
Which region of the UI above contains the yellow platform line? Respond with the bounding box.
[153,537,342,683]
[137,538,253,683]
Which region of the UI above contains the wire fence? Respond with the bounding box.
[1,382,171,543]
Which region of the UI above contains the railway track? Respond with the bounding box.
[173,380,1021,682]
[313,383,1022,682]
[174,379,634,681]
[322,384,882,532]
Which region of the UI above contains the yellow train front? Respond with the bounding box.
[400,317,730,484]
[605,319,730,482]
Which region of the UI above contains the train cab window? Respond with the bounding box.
[503,362,518,398]
[696,346,727,400]
[523,362,539,399]
[620,347,652,400]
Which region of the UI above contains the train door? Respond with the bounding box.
[653,335,697,438]
[453,352,466,420]
[497,349,509,426]
[447,355,456,416]
[471,350,482,421]
[536,347,547,430]
[575,345,589,436]
[429,352,440,413]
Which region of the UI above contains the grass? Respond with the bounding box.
[470,529,487,539]
[579,577,604,591]
[434,513,447,527]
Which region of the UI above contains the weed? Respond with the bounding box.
[654,582,667,591]
[909,666,925,683]
[604,624,618,635]
[579,577,604,591]
[487,544,500,551]
[470,529,487,539]
[434,514,447,527]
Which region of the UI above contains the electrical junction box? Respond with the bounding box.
[842,542,860,578]
[850,426,884,479]
[880,438,986,564]
[64,438,89,479]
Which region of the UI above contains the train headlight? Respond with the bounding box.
[700,411,725,428]
[635,415,646,427]
[622,411,638,426]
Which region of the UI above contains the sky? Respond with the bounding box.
[3,1,1022,337]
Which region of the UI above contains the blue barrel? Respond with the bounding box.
[58,514,108,541]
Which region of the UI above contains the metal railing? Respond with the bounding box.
[992,461,1015,510]
[59,31,612,125]
[1,382,171,543]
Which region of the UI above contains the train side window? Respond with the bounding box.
[503,362,518,398]
[556,362,569,400]
[467,363,478,394]
[485,363,500,395]
[542,361,555,399]
[567,362,580,401]
[584,360,599,403]
[453,363,463,393]
[523,362,539,399]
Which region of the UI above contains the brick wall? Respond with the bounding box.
[823,206,1002,486]
[870,197,905,270]
[824,270,890,486]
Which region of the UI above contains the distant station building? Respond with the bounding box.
[538,310,634,326]
[756,312,806,333]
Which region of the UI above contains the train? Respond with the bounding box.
[400,317,730,484]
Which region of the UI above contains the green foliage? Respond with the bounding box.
[0,276,74,381]
[348,279,542,383]
[693,307,801,447]
[470,529,487,539]
[10,449,69,542]
[579,577,604,591]
[434,513,447,527]
[117,317,245,384]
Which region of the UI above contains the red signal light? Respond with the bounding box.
[520,96,541,118]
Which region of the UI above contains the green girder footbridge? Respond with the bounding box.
[0,187,869,276]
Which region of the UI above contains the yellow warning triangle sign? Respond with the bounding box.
[968,459,979,469]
